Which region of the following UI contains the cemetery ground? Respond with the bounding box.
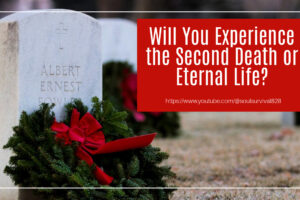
[153,112,300,199]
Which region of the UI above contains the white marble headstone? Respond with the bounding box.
[98,18,137,71]
[0,10,102,199]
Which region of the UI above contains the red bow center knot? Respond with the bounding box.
[51,109,156,185]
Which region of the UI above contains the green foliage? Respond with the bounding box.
[103,61,181,138]
[4,98,175,200]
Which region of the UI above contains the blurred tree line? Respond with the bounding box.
[0,0,300,19]
[52,0,300,19]
[52,0,244,18]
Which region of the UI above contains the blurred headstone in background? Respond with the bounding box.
[0,0,52,18]
[16,0,52,10]
[282,112,300,127]
[242,0,299,11]
[98,19,137,71]
[282,112,295,126]
[242,0,300,18]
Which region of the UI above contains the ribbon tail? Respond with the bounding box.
[95,166,114,185]
[76,147,94,166]
[91,133,157,154]
[76,147,113,185]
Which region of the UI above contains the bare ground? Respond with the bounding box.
[153,112,300,199]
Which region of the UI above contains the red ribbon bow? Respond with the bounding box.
[51,109,156,185]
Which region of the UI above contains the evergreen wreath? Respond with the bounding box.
[4,97,175,200]
[103,61,181,138]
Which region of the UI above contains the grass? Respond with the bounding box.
[153,112,300,199]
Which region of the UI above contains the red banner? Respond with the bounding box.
[137,19,300,111]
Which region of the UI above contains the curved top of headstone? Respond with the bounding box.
[1,9,98,23]
[98,18,137,71]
